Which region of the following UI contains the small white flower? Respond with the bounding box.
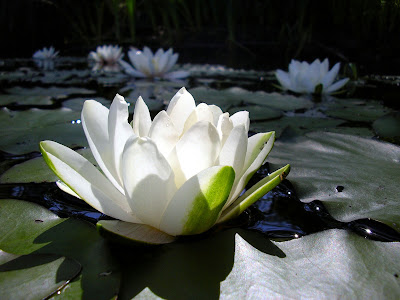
[40,88,289,243]
[276,58,349,94]
[33,47,59,60]
[88,45,124,67]
[120,47,189,80]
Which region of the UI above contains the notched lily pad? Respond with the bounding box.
[244,91,314,111]
[269,132,400,230]
[0,148,95,183]
[250,116,344,137]
[221,230,400,298]
[325,98,392,122]
[229,105,282,121]
[0,251,81,300]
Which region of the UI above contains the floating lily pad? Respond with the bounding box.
[373,112,400,138]
[229,105,282,121]
[0,148,95,183]
[325,98,392,122]
[244,91,314,111]
[0,251,81,299]
[221,230,400,298]
[269,132,400,230]
[0,199,120,299]
[62,97,110,111]
[0,94,53,105]
[250,116,345,137]
[6,86,95,99]
[325,126,375,137]
[187,87,245,110]
[0,108,87,154]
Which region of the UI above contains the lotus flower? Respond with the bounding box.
[40,88,289,243]
[33,46,59,60]
[120,47,189,80]
[275,58,349,94]
[88,45,124,72]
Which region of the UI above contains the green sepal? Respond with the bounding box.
[218,164,290,223]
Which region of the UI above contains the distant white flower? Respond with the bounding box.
[89,45,124,65]
[120,47,189,80]
[275,58,349,94]
[33,47,59,60]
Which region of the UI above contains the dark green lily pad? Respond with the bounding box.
[373,112,400,138]
[244,91,314,111]
[0,251,81,299]
[0,148,95,183]
[0,108,87,154]
[229,105,282,121]
[250,116,345,137]
[6,86,95,99]
[62,97,110,111]
[325,98,392,122]
[325,126,375,137]
[187,87,245,110]
[0,199,120,299]
[0,94,53,105]
[220,230,400,298]
[269,132,400,231]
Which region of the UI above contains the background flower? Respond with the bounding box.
[275,58,349,94]
[120,47,189,80]
[32,46,59,60]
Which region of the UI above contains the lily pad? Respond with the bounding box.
[6,86,95,99]
[325,98,392,122]
[325,126,375,137]
[187,87,245,110]
[0,199,120,299]
[245,91,314,111]
[0,94,53,105]
[62,97,110,111]
[0,148,95,183]
[250,116,345,137]
[229,105,282,121]
[373,112,400,138]
[269,132,400,230]
[0,108,87,154]
[221,230,400,298]
[0,251,81,300]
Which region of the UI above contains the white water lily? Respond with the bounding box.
[33,46,59,60]
[40,87,289,243]
[120,47,189,80]
[89,45,124,72]
[276,58,349,94]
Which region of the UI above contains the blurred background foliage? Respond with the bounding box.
[1,0,400,72]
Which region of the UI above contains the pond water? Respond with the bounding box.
[1,57,400,299]
[0,57,399,243]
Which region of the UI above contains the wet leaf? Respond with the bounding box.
[269,132,400,231]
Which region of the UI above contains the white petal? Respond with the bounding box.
[56,180,81,199]
[324,77,350,94]
[108,94,136,185]
[321,62,341,89]
[122,137,177,229]
[40,141,140,223]
[166,87,196,134]
[275,70,291,90]
[225,131,275,207]
[217,112,234,146]
[159,165,235,236]
[165,52,179,72]
[132,96,152,137]
[230,111,250,132]
[181,103,214,135]
[217,124,248,181]
[168,121,221,187]
[208,105,223,125]
[81,100,123,193]
[148,110,180,158]
[119,60,147,77]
